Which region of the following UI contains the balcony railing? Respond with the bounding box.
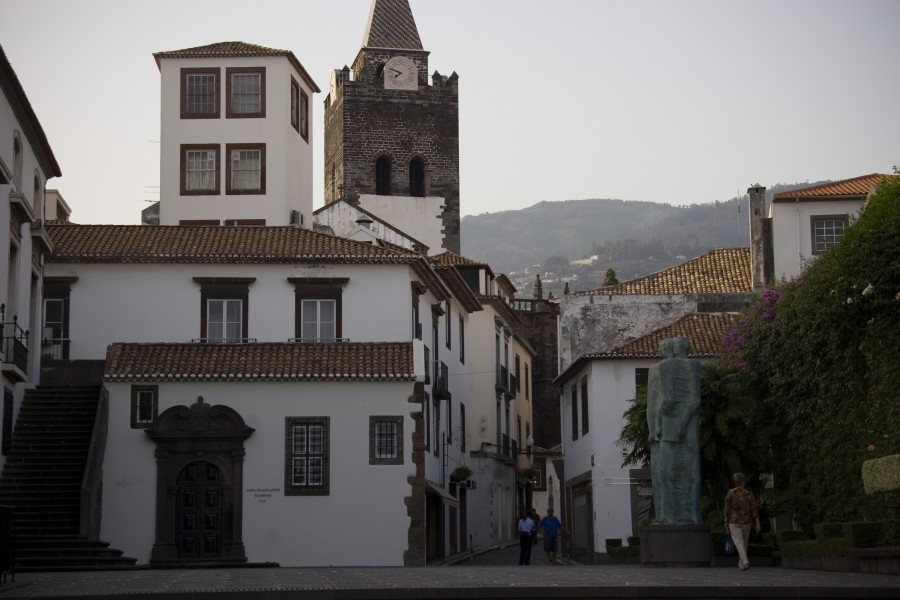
[424,346,431,385]
[288,337,349,343]
[496,365,508,393]
[432,360,450,399]
[41,337,70,360]
[1,305,29,375]
[190,338,258,344]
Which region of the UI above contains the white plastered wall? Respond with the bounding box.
[101,379,418,566]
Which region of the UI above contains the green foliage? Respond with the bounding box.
[608,545,641,559]
[720,173,900,527]
[843,521,885,548]
[780,538,853,558]
[603,268,619,287]
[815,523,845,539]
[605,538,623,551]
[627,536,641,547]
[863,454,900,494]
[776,530,808,546]
[616,362,778,515]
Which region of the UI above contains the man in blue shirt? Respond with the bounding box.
[539,507,564,564]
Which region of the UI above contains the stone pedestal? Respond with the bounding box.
[640,524,711,567]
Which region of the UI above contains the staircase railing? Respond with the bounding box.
[80,388,107,540]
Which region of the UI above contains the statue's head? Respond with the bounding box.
[733,472,747,487]
[658,338,675,358]
[673,336,691,358]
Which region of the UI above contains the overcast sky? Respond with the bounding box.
[3,0,899,225]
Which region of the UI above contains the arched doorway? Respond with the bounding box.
[146,397,254,565]
[176,461,223,558]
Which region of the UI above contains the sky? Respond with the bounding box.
[2,0,899,225]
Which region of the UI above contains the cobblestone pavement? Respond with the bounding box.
[1,546,898,600]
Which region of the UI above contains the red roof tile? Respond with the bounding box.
[571,248,751,296]
[152,41,320,92]
[554,313,737,385]
[430,251,488,267]
[46,224,420,265]
[772,174,895,202]
[104,341,415,382]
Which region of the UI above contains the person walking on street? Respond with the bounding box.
[724,472,761,571]
[539,507,564,564]
[517,511,536,565]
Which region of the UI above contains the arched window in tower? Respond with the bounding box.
[375,156,391,196]
[409,158,425,197]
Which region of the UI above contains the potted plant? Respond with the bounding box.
[450,466,473,483]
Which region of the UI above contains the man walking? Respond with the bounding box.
[517,511,536,565]
[539,507,564,564]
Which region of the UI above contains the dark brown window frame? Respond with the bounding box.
[181,68,221,119]
[285,416,330,496]
[131,385,159,429]
[226,67,266,118]
[180,144,221,196]
[289,278,348,341]
[290,77,300,132]
[580,376,589,436]
[225,143,266,195]
[194,277,254,341]
[299,87,309,141]
[369,416,404,465]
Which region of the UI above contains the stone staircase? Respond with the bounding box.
[0,385,137,571]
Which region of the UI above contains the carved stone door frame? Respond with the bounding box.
[146,396,254,565]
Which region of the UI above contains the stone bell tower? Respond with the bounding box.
[322,0,460,254]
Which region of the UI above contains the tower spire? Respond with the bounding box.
[362,0,423,50]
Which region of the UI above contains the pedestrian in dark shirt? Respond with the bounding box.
[724,473,761,571]
[517,511,536,565]
[539,507,564,564]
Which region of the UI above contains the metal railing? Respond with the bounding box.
[190,338,258,344]
[433,361,449,396]
[288,337,349,343]
[496,365,509,392]
[0,305,28,374]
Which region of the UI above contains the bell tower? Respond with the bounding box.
[323,0,460,254]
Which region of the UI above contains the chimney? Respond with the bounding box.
[532,274,543,300]
[747,184,774,291]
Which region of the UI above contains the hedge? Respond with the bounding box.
[814,523,845,539]
[780,537,853,558]
[862,454,900,494]
[842,521,885,548]
[608,545,641,559]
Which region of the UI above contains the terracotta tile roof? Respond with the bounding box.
[554,313,737,385]
[104,341,415,382]
[571,248,751,296]
[363,0,423,50]
[431,264,483,314]
[46,224,420,265]
[152,41,320,92]
[430,251,488,268]
[772,173,895,202]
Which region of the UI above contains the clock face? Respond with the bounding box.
[384,56,418,91]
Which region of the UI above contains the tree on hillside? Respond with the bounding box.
[604,268,619,287]
[720,170,900,527]
[544,255,569,271]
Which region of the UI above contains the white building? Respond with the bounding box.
[0,45,61,467]
[152,42,320,228]
[42,222,483,566]
[768,174,889,281]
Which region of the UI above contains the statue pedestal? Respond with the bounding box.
[640,524,711,567]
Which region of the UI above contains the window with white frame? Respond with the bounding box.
[180,68,220,118]
[181,145,220,194]
[226,67,265,117]
[131,385,158,428]
[285,417,329,495]
[370,416,403,465]
[811,215,848,254]
[207,299,242,341]
[226,145,265,193]
[301,299,336,340]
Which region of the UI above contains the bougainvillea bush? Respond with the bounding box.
[721,172,900,527]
